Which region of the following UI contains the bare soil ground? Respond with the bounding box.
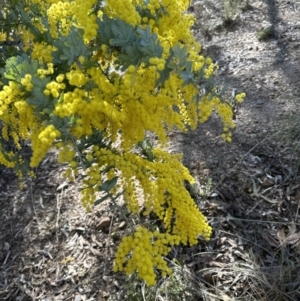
[1,1,300,300]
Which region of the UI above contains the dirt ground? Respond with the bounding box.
[1,1,300,300]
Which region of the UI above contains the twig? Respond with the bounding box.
[30,180,40,225]
[38,250,53,260]
[102,204,116,279]
[56,192,62,243]
[2,251,11,266]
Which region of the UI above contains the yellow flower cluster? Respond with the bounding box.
[114,226,180,286]
[43,74,66,98]
[77,145,212,242]
[149,57,166,71]
[205,62,216,78]
[20,28,35,51]
[216,102,235,142]
[66,69,89,87]
[235,92,246,103]
[57,144,75,163]
[73,0,98,41]
[104,0,141,26]
[31,42,57,64]
[81,165,104,210]
[198,97,213,123]
[1,85,35,154]
[178,102,191,127]
[157,1,199,53]
[198,94,240,141]
[0,151,15,168]
[0,81,23,115]
[13,100,37,139]
[176,86,199,130]
[0,82,39,172]
[20,74,33,91]
[47,1,75,38]
[37,63,55,77]
[30,125,61,167]
[31,17,47,34]
[43,0,98,40]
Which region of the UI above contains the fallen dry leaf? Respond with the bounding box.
[285,232,300,245]
[221,293,233,301]
[96,216,111,229]
[288,223,296,236]
[277,228,286,246]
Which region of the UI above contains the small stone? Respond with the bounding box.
[102,291,110,297]
[261,177,274,187]
[96,217,111,229]
[56,182,68,191]
[74,295,82,301]
[118,221,126,229]
[216,139,225,147]
[203,169,211,176]
[3,242,10,253]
